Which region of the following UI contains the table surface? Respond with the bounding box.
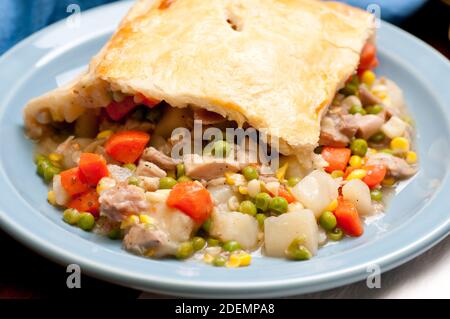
[0,0,449,299]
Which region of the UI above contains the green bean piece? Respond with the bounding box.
[327,228,344,241]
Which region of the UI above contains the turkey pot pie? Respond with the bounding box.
[24,0,417,266]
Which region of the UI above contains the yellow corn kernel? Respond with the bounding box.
[406,151,417,164]
[139,214,154,225]
[96,177,116,194]
[203,253,214,264]
[96,130,114,139]
[229,252,252,267]
[372,90,387,100]
[362,70,376,86]
[346,169,367,181]
[238,186,248,195]
[276,162,289,181]
[368,148,378,156]
[349,155,363,169]
[47,191,57,206]
[120,215,139,229]
[225,172,235,185]
[48,152,63,163]
[390,137,410,153]
[330,170,344,179]
[325,199,338,212]
[145,249,156,257]
[382,177,396,187]
[225,258,241,268]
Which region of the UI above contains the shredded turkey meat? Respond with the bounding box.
[99,185,149,221]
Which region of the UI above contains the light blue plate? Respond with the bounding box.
[0,1,449,298]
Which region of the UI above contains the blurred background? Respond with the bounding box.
[0,0,449,56]
[0,0,449,298]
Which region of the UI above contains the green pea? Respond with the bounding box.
[43,165,61,183]
[366,104,383,115]
[327,228,344,241]
[166,170,177,179]
[319,211,337,231]
[212,140,231,158]
[177,176,192,183]
[192,237,206,251]
[242,166,259,181]
[369,132,386,143]
[207,238,220,247]
[34,154,47,164]
[287,177,301,187]
[254,192,271,212]
[202,219,212,233]
[146,106,162,123]
[331,170,345,179]
[380,148,394,155]
[159,177,177,189]
[176,163,185,178]
[223,240,241,252]
[268,196,288,214]
[108,228,122,240]
[285,238,312,261]
[256,213,266,228]
[212,255,227,267]
[175,242,194,259]
[77,213,95,231]
[123,163,136,172]
[37,158,51,177]
[239,200,257,216]
[63,208,80,225]
[349,104,367,115]
[128,176,141,186]
[350,139,368,157]
[370,189,383,201]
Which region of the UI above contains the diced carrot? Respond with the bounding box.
[166,182,213,224]
[358,42,378,74]
[362,165,387,188]
[105,130,150,164]
[321,147,352,173]
[67,190,100,217]
[334,197,363,237]
[272,185,295,204]
[136,93,160,108]
[78,153,109,186]
[105,96,136,121]
[60,167,90,196]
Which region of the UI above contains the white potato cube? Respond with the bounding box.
[342,179,374,216]
[264,210,319,257]
[291,170,339,218]
[210,210,259,249]
[381,116,407,139]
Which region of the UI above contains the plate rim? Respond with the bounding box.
[0,0,449,297]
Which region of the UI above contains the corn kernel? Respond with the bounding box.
[120,215,139,229]
[276,162,289,181]
[406,151,417,164]
[48,153,63,163]
[325,199,338,212]
[47,191,57,206]
[238,186,248,195]
[96,177,116,194]
[232,252,252,267]
[362,70,376,86]
[368,148,378,156]
[203,253,214,264]
[139,214,154,225]
[225,172,236,185]
[390,137,410,153]
[225,258,241,268]
[330,170,344,179]
[349,155,363,169]
[346,169,367,181]
[382,177,396,187]
[97,130,114,139]
[372,90,387,100]
[145,249,156,257]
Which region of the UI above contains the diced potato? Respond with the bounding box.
[342,179,374,216]
[210,210,259,249]
[264,210,319,257]
[52,175,70,206]
[280,156,308,180]
[207,185,238,205]
[381,116,407,139]
[291,170,339,218]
